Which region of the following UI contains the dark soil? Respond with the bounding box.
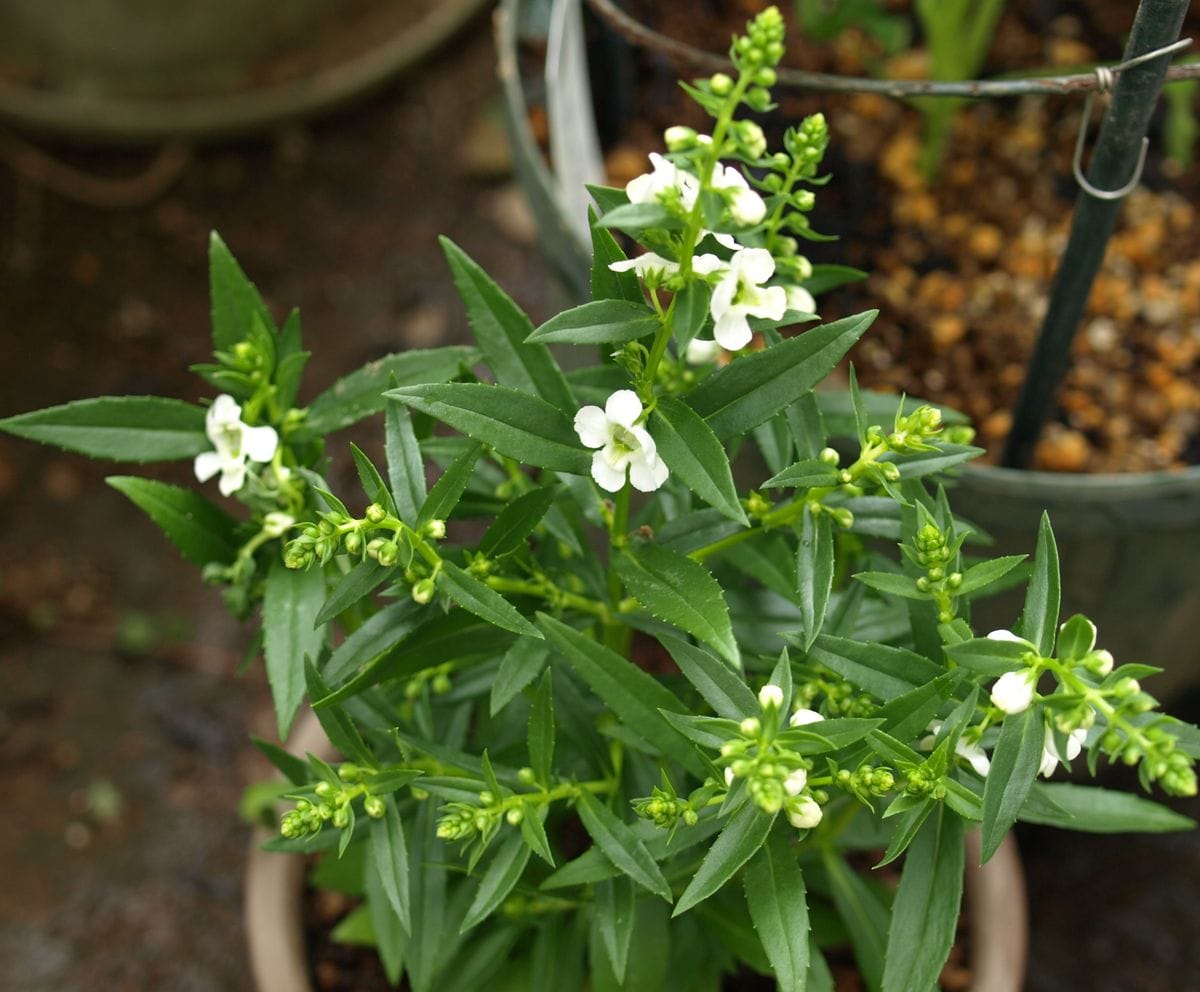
[600,0,1200,472]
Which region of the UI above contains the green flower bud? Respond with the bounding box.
[664,125,697,151]
[423,519,446,540]
[710,73,733,96]
[338,763,361,783]
[833,507,854,529]
[411,577,436,605]
[505,807,524,826]
[819,447,840,466]
[365,503,387,524]
[364,796,386,819]
[332,808,350,829]
[739,717,761,737]
[757,66,777,87]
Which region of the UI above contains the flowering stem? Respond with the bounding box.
[485,576,612,622]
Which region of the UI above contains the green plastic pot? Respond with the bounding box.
[956,463,1200,702]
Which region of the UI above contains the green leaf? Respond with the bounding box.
[853,570,926,600]
[1055,614,1097,663]
[804,634,942,701]
[597,201,679,232]
[593,877,636,983]
[882,443,983,480]
[479,486,559,558]
[440,237,574,411]
[762,458,840,489]
[672,279,712,347]
[817,387,968,441]
[575,790,673,902]
[303,346,476,437]
[438,561,541,638]
[528,669,555,786]
[616,544,738,667]
[688,311,877,439]
[365,835,408,983]
[385,402,426,526]
[387,384,590,475]
[659,634,757,720]
[1,397,209,461]
[314,560,396,628]
[981,704,1045,862]
[796,509,834,650]
[350,443,396,517]
[250,736,309,786]
[1021,783,1196,833]
[942,635,1027,676]
[652,396,748,524]
[1017,512,1060,655]
[881,807,964,992]
[418,441,482,526]
[744,829,810,992]
[822,849,889,992]
[263,559,326,738]
[370,797,412,933]
[491,640,550,716]
[519,804,555,866]
[589,210,644,304]
[461,830,532,932]
[209,232,275,351]
[529,299,659,345]
[106,476,239,566]
[674,803,774,917]
[537,615,703,777]
[802,263,868,295]
[324,599,422,683]
[848,365,869,447]
[956,555,1026,596]
[304,660,373,767]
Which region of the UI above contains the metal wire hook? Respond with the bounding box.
[1072,37,1193,201]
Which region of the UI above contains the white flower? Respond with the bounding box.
[709,248,786,351]
[573,390,669,493]
[919,721,991,777]
[990,669,1036,714]
[758,684,784,710]
[625,152,699,211]
[608,251,680,283]
[1039,726,1088,777]
[787,796,823,830]
[785,285,817,316]
[685,337,722,364]
[711,165,766,225]
[789,707,824,727]
[193,394,279,497]
[783,768,808,796]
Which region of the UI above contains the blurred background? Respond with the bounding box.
[0,2,1197,990]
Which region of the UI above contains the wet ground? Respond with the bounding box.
[1,11,1198,991]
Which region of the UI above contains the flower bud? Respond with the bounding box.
[342,531,362,555]
[739,717,762,737]
[377,541,400,567]
[724,766,736,787]
[315,782,335,798]
[789,707,824,727]
[262,512,295,538]
[364,796,385,819]
[787,796,823,830]
[338,763,361,782]
[411,577,436,605]
[758,684,784,711]
[664,125,697,151]
[423,519,446,540]
[710,72,733,95]
[832,507,854,529]
[517,766,536,785]
[819,447,840,466]
[365,503,387,524]
[783,768,808,796]
[990,669,1035,714]
[505,807,524,826]
[1085,649,1115,677]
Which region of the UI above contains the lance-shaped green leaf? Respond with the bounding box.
[652,396,747,524]
[593,876,636,983]
[438,561,541,638]
[263,559,326,737]
[744,829,810,992]
[418,441,482,526]
[817,388,968,441]
[659,635,756,720]
[528,669,555,786]
[1020,782,1196,833]
[881,807,964,992]
[370,797,412,934]
[1,397,210,461]
[304,659,373,767]
[490,640,550,716]
[956,555,1026,596]
[440,237,574,411]
[672,279,712,348]
[674,802,774,917]
[387,383,590,475]
[209,231,276,349]
[589,209,644,304]
[980,704,1045,861]
[688,311,876,439]
[1017,512,1060,655]
[1055,614,1097,663]
[461,830,532,933]
[575,790,673,902]
[529,299,659,345]
[853,570,926,600]
[823,849,889,992]
[762,458,840,490]
[350,442,396,517]
[943,635,1029,677]
[479,485,559,557]
[314,560,395,628]
[303,346,476,437]
[106,476,239,567]
[803,634,942,701]
[385,401,426,526]
[880,443,984,480]
[537,615,703,776]
[616,544,738,667]
[796,509,834,650]
[365,832,408,983]
[324,599,421,683]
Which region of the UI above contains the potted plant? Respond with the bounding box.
[2,8,1196,990]
[497,0,1200,702]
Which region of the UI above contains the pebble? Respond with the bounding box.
[1034,426,1090,472]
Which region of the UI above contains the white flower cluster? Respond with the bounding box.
[193,394,278,496]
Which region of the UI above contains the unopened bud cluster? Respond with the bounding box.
[279,762,387,838]
[901,515,966,623]
[834,763,896,803]
[632,784,700,830]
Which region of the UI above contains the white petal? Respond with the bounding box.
[628,424,656,460]
[786,286,817,314]
[574,405,610,448]
[730,188,767,226]
[605,389,643,428]
[783,768,808,796]
[693,253,727,276]
[709,273,737,317]
[685,338,721,364]
[713,165,749,191]
[990,670,1034,714]
[208,394,242,427]
[590,451,627,492]
[628,452,668,493]
[736,248,775,285]
[194,450,223,483]
[750,285,787,321]
[714,312,752,351]
[707,232,742,251]
[218,462,246,496]
[243,424,279,463]
[987,629,1023,643]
